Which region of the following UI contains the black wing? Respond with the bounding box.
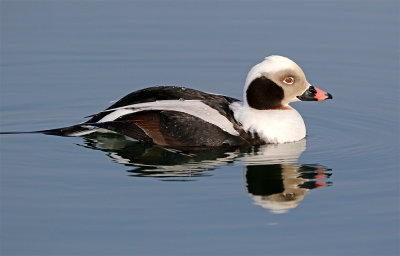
[87,86,239,123]
[34,86,245,144]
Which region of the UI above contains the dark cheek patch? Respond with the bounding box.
[246,76,284,109]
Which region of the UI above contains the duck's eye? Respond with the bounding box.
[283,77,295,85]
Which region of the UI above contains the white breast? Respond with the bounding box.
[230,102,306,143]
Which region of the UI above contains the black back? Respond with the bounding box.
[87,86,240,123]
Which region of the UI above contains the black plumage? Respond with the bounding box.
[38,86,262,148]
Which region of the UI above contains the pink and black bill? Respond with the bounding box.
[297,86,333,101]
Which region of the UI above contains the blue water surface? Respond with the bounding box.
[1,1,399,255]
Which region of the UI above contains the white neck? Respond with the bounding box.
[230,102,306,144]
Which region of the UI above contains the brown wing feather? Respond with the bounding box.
[116,111,185,147]
[122,112,167,146]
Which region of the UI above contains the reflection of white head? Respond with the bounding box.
[246,164,308,214]
[251,195,300,214]
[243,140,309,214]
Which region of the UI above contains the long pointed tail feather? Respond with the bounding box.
[0,124,96,137]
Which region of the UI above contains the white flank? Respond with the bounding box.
[230,102,306,143]
[97,100,240,136]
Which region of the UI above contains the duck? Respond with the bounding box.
[42,55,332,147]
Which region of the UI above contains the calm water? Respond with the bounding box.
[1,1,399,255]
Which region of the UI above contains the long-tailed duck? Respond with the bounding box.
[40,55,332,147]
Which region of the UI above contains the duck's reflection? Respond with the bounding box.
[245,164,331,214]
[79,133,332,213]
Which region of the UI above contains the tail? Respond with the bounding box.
[0,124,97,137]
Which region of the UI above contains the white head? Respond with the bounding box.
[243,55,331,110]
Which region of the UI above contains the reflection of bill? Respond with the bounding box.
[79,133,332,212]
